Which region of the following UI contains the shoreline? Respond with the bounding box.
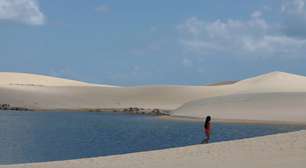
[0,108,172,116]
[159,115,306,126]
[1,108,306,126]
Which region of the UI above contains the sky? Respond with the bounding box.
[1,0,306,86]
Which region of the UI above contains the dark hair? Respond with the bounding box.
[204,116,211,129]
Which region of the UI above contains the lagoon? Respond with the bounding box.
[0,111,304,164]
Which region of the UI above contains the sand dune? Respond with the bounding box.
[231,71,306,93]
[0,72,222,110]
[1,71,306,122]
[0,85,220,110]
[0,72,114,87]
[172,71,306,123]
[3,130,306,168]
[173,92,306,123]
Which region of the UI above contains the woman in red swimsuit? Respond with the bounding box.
[202,116,211,144]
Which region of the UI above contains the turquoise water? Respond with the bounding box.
[0,111,304,164]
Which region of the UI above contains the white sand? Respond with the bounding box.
[173,92,306,123]
[171,72,306,123]
[0,72,96,86]
[0,72,215,110]
[1,71,306,122]
[1,71,306,167]
[2,130,306,168]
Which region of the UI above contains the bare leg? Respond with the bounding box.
[205,133,210,143]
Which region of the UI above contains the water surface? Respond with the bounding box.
[0,111,304,164]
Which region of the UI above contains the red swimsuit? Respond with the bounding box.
[204,123,211,136]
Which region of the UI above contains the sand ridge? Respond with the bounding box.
[173,92,306,123]
[1,71,306,123]
[0,72,115,87]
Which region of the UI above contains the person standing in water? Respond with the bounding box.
[201,116,211,144]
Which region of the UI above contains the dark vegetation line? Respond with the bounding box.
[0,104,170,116]
[0,104,30,111]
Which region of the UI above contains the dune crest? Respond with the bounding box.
[173,92,306,123]
[0,72,115,87]
[173,71,306,122]
[235,71,306,88]
[1,71,306,122]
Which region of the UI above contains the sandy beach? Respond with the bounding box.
[0,71,306,167]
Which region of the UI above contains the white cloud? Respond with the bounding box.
[281,0,305,15]
[178,10,306,58]
[0,0,45,25]
[281,0,306,38]
[96,4,111,13]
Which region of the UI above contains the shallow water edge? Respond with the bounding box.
[160,115,306,126]
[2,108,305,126]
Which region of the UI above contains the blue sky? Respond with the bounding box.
[1,0,306,85]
